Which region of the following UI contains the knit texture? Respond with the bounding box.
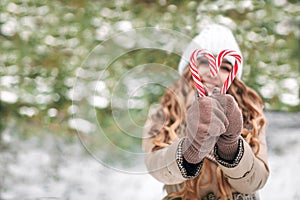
[216,139,239,161]
[178,24,243,79]
[182,96,228,164]
[213,94,243,161]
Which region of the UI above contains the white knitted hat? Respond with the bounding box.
[178,24,243,79]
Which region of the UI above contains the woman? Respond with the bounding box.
[142,24,269,200]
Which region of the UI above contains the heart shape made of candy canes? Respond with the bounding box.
[189,49,242,97]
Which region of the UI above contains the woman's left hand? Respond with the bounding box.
[211,88,243,161]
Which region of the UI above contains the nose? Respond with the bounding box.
[198,66,216,79]
[198,65,210,76]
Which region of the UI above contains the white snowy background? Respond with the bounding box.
[0,112,299,200]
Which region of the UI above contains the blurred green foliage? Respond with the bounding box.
[0,0,299,154]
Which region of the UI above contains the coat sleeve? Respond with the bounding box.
[143,137,187,184]
[142,106,188,185]
[217,130,270,194]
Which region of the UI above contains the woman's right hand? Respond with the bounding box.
[182,96,228,164]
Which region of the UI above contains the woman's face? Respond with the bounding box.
[197,56,233,95]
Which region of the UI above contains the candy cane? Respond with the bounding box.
[188,49,242,97]
[218,50,242,94]
[189,49,219,97]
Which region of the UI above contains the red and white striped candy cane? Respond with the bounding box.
[218,49,242,94]
[189,49,219,97]
[188,49,242,97]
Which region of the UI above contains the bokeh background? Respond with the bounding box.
[0,0,299,199]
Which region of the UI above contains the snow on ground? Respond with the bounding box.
[0,112,299,200]
[260,112,300,200]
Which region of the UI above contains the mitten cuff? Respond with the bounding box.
[176,139,203,178]
[214,138,244,168]
[182,138,203,164]
[216,137,239,161]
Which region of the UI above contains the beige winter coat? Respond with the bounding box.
[142,93,269,199]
